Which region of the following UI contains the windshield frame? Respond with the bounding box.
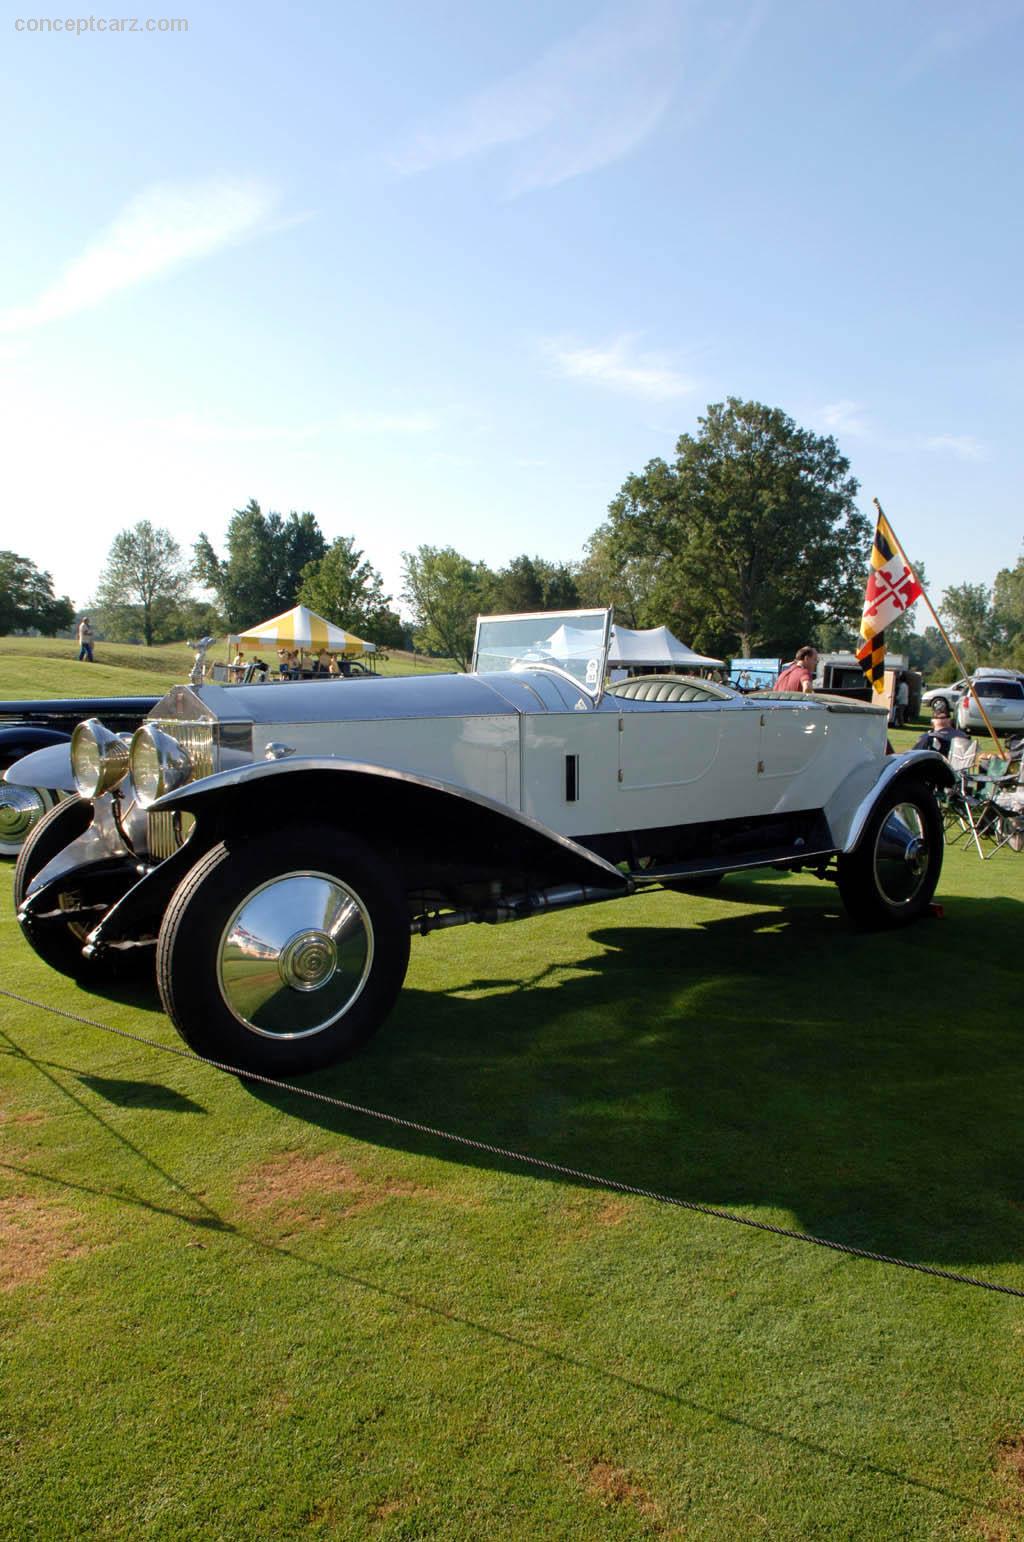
[471,608,613,703]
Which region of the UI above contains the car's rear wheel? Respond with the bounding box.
[156,827,411,1075]
[13,796,101,976]
[837,778,942,930]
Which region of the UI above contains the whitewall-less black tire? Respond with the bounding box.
[837,779,942,930]
[156,827,411,1074]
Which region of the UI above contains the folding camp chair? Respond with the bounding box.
[942,738,1021,858]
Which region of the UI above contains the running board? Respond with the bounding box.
[631,844,839,884]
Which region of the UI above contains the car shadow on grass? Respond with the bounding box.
[243,879,1024,1271]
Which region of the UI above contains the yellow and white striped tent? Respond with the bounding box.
[237,605,375,657]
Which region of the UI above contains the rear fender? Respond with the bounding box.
[831,750,954,853]
[0,725,70,763]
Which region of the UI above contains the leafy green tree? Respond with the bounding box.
[0,551,74,636]
[299,536,401,645]
[94,521,193,645]
[485,554,579,615]
[940,582,994,669]
[600,398,870,658]
[401,545,491,670]
[195,500,328,631]
[992,550,1024,664]
[575,523,660,629]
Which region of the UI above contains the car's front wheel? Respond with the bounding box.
[837,778,942,930]
[14,795,98,976]
[156,828,411,1075]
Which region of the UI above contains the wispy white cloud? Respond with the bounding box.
[392,0,681,193]
[0,177,284,332]
[545,335,695,400]
[819,400,870,438]
[921,433,987,461]
[813,402,989,462]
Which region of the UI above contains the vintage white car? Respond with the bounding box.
[8,609,952,1075]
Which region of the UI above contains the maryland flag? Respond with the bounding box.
[856,512,923,692]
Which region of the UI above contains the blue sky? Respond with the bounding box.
[2,0,1021,621]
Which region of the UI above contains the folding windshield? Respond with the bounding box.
[472,609,612,698]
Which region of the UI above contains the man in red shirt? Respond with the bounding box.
[774,646,818,693]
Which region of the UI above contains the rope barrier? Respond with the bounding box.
[2,984,1022,1300]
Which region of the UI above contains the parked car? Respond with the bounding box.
[0,694,158,858]
[921,678,971,717]
[957,676,1024,735]
[8,609,952,1075]
[922,669,1024,720]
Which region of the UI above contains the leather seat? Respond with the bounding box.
[609,675,723,703]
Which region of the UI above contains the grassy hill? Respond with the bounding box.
[0,635,455,701]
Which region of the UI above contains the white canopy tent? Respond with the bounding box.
[608,624,724,672]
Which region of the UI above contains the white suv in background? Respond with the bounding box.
[922,669,1024,720]
[956,674,1024,736]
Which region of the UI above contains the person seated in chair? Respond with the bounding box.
[913,711,970,758]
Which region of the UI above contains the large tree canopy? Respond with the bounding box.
[401,545,490,670]
[94,521,194,646]
[195,500,328,631]
[484,554,579,616]
[0,551,74,636]
[600,398,871,657]
[298,536,404,647]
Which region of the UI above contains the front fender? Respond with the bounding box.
[86,757,629,955]
[831,750,953,853]
[3,741,76,793]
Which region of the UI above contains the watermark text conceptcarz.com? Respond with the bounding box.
[14,15,188,32]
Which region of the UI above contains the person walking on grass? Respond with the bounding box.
[76,616,95,663]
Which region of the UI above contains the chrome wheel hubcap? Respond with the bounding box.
[218,872,373,1039]
[0,786,48,846]
[874,802,930,906]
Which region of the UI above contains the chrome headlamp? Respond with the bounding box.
[129,724,193,809]
[70,718,131,798]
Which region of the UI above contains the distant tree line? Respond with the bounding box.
[4,399,1020,674]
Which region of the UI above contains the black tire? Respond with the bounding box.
[930,695,950,717]
[156,827,411,1075]
[837,778,943,930]
[13,796,98,977]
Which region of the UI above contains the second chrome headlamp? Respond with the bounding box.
[128,725,193,808]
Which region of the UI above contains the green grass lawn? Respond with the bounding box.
[0,634,454,701]
[1,666,1024,1537]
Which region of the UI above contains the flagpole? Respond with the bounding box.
[873,498,1006,757]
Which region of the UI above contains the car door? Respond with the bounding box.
[617,699,763,829]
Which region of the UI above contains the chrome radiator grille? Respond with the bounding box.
[155,719,217,780]
[148,809,195,860]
